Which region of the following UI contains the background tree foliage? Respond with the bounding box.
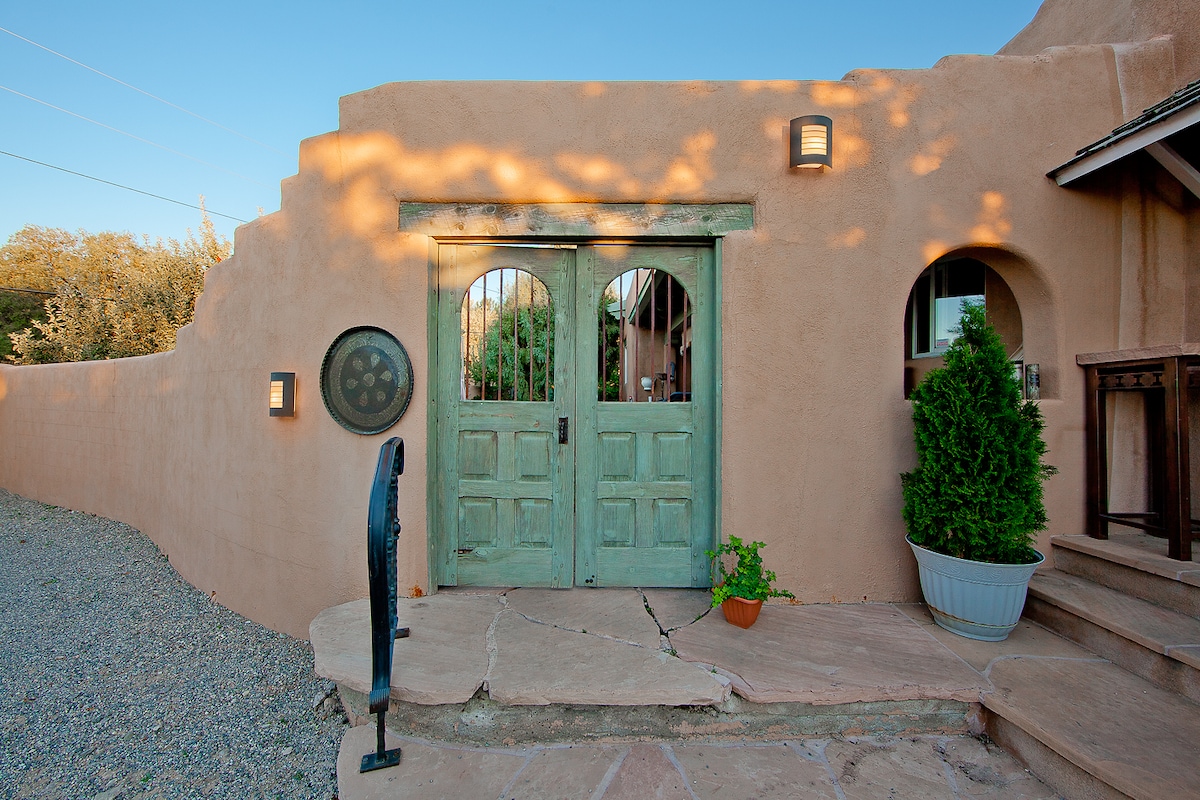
[0,211,230,364]
[597,287,622,401]
[462,278,622,401]
[0,290,48,362]
[468,299,555,401]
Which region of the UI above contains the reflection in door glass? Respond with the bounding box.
[600,269,692,402]
[461,268,553,401]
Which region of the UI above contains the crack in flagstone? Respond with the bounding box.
[493,588,713,658]
[899,602,999,688]
[933,736,1012,795]
[506,607,655,649]
[639,589,715,658]
[639,587,714,634]
[481,598,506,692]
[498,587,665,649]
[666,614,711,633]
[980,653,1109,680]
[638,589,671,638]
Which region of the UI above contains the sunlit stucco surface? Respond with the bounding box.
[1,8,1196,635]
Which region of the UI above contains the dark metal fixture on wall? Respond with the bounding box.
[269,372,295,417]
[320,327,414,434]
[789,115,833,169]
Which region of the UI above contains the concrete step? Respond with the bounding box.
[1049,533,1200,617]
[982,655,1200,800]
[1026,569,1200,702]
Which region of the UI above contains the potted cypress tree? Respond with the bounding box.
[901,301,1056,641]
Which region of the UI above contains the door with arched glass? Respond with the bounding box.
[574,245,715,587]
[435,244,574,587]
[434,243,715,588]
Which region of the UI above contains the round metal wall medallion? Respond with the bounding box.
[320,327,413,435]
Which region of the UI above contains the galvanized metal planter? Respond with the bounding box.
[907,536,1044,642]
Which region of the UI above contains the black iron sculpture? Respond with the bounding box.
[360,436,408,773]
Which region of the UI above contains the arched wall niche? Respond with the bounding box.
[902,244,1062,401]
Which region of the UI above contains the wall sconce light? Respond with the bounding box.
[789,115,833,169]
[270,372,295,417]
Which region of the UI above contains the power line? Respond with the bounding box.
[0,149,249,223]
[0,84,272,188]
[0,25,288,156]
[0,286,54,296]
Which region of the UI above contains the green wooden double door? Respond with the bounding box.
[434,243,717,588]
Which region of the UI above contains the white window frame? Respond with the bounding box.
[910,259,985,359]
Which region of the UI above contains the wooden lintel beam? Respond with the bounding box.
[399,203,753,238]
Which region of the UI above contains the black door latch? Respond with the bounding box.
[558,417,569,444]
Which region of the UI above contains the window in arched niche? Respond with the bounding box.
[903,256,1023,398]
[599,268,692,402]
[461,268,554,401]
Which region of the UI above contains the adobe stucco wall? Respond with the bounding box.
[0,30,1191,637]
[1001,0,1200,93]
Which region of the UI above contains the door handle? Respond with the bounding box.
[558,417,569,444]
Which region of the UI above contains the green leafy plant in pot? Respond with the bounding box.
[901,301,1056,641]
[706,536,794,628]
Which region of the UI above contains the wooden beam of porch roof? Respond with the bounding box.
[1145,141,1200,198]
[1049,79,1200,189]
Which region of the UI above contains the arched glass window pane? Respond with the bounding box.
[461,268,553,401]
[600,268,691,402]
[903,256,1024,399]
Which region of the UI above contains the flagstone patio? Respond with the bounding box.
[311,584,1200,799]
[310,588,989,718]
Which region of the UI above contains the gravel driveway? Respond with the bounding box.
[0,489,347,799]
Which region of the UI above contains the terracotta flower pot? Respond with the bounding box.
[720,596,763,628]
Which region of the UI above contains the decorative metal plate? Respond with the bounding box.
[320,327,414,435]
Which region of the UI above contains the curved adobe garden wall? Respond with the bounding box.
[0,36,1187,636]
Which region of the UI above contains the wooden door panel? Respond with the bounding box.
[459,431,497,478]
[438,242,713,589]
[456,546,556,586]
[655,433,691,480]
[599,499,636,546]
[653,499,691,545]
[598,433,635,480]
[594,548,693,585]
[575,245,714,588]
[436,245,574,587]
[459,498,498,546]
[515,432,552,479]
[514,499,553,546]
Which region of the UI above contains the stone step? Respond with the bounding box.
[309,590,990,744]
[1050,534,1200,618]
[1026,568,1200,702]
[982,655,1200,800]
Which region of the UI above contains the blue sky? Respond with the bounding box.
[0,1,1043,247]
